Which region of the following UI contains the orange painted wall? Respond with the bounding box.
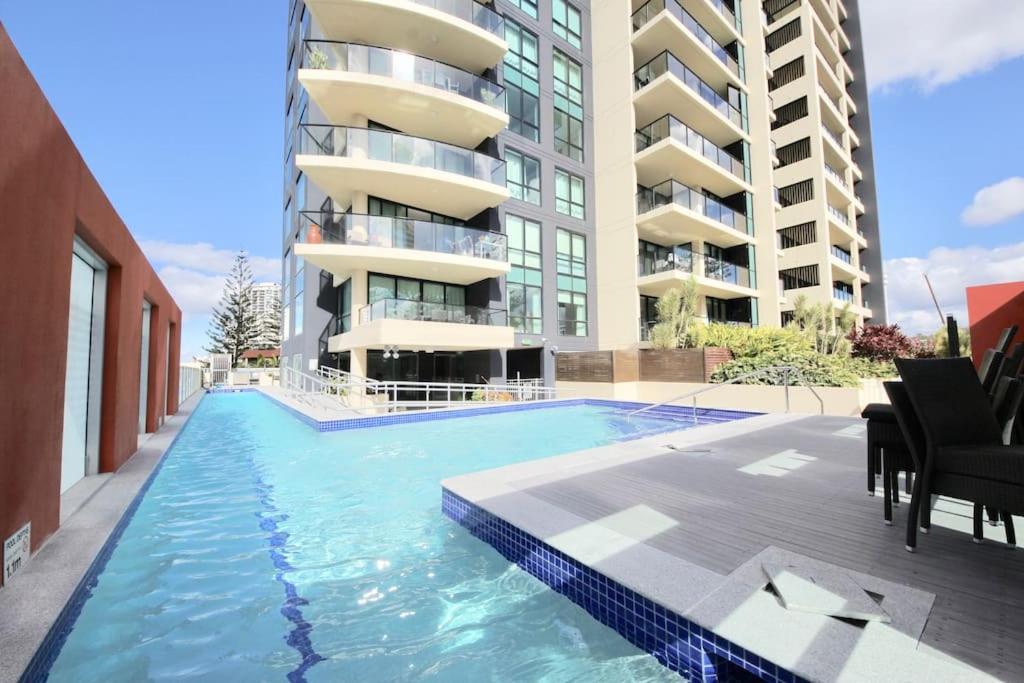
[966,281,1024,367]
[0,24,182,558]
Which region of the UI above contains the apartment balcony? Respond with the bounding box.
[634,114,749,195]
[304,0,506,73]
[293,211,509,285]
[828,245,859,283]
[328,299,515,353]
[823,162,854,207]
[637,253,755,299]
[636,180,753,248]
[631,0,743,92]
[299,41,508,149]
[295,124,509,221]
[633,51,746,146]
[817,86,846,131]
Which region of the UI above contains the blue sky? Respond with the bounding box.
[3,0,1023,356]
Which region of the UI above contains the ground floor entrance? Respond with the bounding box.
[507,348,543,382]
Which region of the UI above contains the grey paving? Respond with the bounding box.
[445,415,1021,682]
[0,392,203,683]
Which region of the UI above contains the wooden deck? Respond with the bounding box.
[444,414,1023,681]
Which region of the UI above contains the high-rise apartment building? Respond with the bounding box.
[281,0,884,382]
[251,281,282,348]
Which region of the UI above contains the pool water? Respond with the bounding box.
[45,394,709,681]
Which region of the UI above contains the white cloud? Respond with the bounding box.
[861,0,1024,90]
[140,240,279,281]
[885,241,1024,334]
[961,177,1024,226]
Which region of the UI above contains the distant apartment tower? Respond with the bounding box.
[251,281,281,348]
[281,0,884,378]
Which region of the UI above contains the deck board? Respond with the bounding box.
[447,415,1024,680]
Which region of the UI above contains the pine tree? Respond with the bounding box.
[261,295,282,350]
[205,252,262,366]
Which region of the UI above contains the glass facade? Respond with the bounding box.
[556,229,587,336]
[504,20,540,142]
[553,0,583,49]
[555,169,585,219]
[553,49,584,161]
[507,214,543,334]
[505,148,541,205]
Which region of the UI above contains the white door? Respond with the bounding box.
[61,254,96,493]
[138,302,151,435]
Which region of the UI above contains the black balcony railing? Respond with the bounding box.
[302,40,505,111]
[359,299,507,326]
[633,51,744,130]
[297,124,506,185]
[298,212,507,261]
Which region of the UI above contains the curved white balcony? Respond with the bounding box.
[304,0,506,73]
[299,42,508,149]
[295,124,509,221]
[294,212,509,285]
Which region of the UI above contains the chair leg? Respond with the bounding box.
[868,443,878,496]
[892,470,900,507]
[1004,513,1016,548]
[906,472,922,552]
[973,503,984,544]
[905,471,913,495]
[987,506,1000,527]
[883,457,893,525]
[919,470,933,533]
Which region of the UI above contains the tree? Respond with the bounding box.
[260,295,282,350]
[649,277,699,349]
[848,324,916,362]
[789,295,854,355]
[205,252,262,366]
[934,325,971,358]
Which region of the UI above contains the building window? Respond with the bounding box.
[556,229,587,336]
[505,148,541,205]
[504,20,540,143]
[283,198,292,237]
[555,169,585,219]
[505,0,538,19]
[553,49,584,161]
[507,214,543,334]
[553,0,583,49]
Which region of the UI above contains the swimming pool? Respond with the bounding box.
[38,393,745,681]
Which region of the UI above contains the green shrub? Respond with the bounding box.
[711,349,897,387]
[696,323,812,358]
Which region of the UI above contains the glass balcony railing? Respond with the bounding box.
[827,204,849,226]
[631,0,740,78]
[636,114,747,180]
[710,0,740,30]
[830,244,852,264]
[302,41,505,111]
[821,124,844,149]
[637,180,750,234]
[638,251,695,277]
[833,287,854,303]
[824,162,848,188]
[633,51,744,129]
[359,298,508,326]
[298,211,507,261]
[409,0,504,36]
[704,254,751,288]
[297,124,506,185]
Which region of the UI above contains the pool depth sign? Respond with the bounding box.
[3,522,30,586]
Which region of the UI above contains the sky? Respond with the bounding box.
[2,0,1023,358]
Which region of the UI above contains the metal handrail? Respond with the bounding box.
[626,365,825,423]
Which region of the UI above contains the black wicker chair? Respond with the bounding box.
[893,358,1024,552]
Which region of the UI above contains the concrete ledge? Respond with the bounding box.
[0,392,204,683]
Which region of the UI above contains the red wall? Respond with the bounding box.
[0,24,182,558]
[967,281,1024,367]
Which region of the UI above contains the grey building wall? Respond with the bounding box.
[841,0,887,323]
[281,0,602,383]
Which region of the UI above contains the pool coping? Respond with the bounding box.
[246,384,760,433]
[0,391,204,683]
